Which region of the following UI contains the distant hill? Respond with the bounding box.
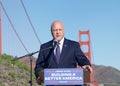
[93,64,120,85]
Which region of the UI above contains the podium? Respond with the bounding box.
[38,68,90,85]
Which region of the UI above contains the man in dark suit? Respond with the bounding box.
[34,20,92,85]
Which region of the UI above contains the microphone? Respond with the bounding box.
[13,46,53,60]
[53,40,58,50]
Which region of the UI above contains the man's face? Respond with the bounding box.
[51,22,64,41]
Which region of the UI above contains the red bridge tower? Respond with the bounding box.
[79,30,98,86]
[0,9,2,54]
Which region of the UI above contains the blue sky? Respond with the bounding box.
[1,0,120,70]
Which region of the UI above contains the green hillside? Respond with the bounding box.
[0,54,39,86]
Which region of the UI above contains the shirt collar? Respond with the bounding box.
[53,37,64,45]
[59,37,64,46]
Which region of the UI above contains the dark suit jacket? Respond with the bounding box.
[34,38,91,78]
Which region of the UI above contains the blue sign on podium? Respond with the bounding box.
[44,68,84,85]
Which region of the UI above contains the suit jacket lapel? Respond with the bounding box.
[50,40,57,63]
[59,39,68,62]
[47,40,58,65]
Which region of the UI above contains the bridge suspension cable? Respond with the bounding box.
[0,1,29,53]
[20,0,41,45]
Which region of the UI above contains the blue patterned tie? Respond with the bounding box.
[55,42,60,64]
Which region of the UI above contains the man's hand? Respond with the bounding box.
[82,65,93,72]
[37,70,44,85]
[36,77,42,85]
